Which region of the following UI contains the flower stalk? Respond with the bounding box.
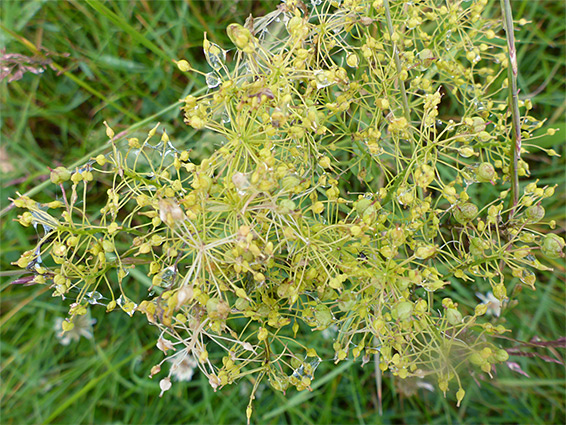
[383,0,411,124]
[500,0,521,220]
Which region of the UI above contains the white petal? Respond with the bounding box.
[157,337,176,354]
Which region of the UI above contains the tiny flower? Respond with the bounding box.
[321,324,338,340]
[476,291,501,317]
[169,353,198,382]
[157,336,176,354]
[54,313,96,346]
[158,198,185,226]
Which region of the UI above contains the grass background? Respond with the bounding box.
[1,1,565,423]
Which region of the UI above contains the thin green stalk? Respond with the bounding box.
[374,341,383,416]
[383,0,411,123]
[500,0,521,220]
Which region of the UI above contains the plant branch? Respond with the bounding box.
[383,0,411,123]
[500,0,521,220]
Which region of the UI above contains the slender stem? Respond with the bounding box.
[383,0,411,123]
[374,339,383,415]
[500,0,521,220]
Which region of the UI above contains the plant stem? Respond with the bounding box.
[374,340,383,415]
[500,0,521,220]
[383,0,411,123]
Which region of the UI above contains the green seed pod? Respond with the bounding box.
[95,154,107,166]
[415,244,436,260]
[475,303,488,316]
[70,171,81,185]
[314,304,333,329]
[102,239,114,252]
[453,202,478,224]
[346,52,359,68]
[206,297,220,315]
[469,352,485,366]
[281,175,301,191]
[414,299,427,314]
[525,204,545,222]
[388,226,406,247]
[476,162,495,182]
[319,286,336,302]
[269,372,289,393]
[18,212,33,227]
[459,146,475,158]
[355,198,373,215]
[396,189,414,206]
[493,283,507,300]
[418,48,434,68]
[257,327,268,341]
[470,237,490,256]
[227,23,254,52]
[278,199,296,214]
[494,349,509,362]
[394,277,411,291]
[469,116,485,133]
[477,131,491,142]
[393,301,413,321]
[318,156,331,169]
[50,167,71,184]
[337,290,356,312]
[52,243,67,257]
[277,283,291,299]
[456,388,465,406]
[106,300,116,312]
[541,233,565,259]
[61,320,74,332]
[176,59,191,72]
[234,297,249,311]
[107,222,119,235]
[544,186,555,197]
[66,236,79,247]
[414,164,435,189]
[446,308,463,325]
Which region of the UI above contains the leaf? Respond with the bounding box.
[10,275,36,285]
[528,336,566,348]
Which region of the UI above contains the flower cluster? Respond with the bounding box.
[13,0,563,418]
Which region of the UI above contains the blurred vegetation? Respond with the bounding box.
[1,1,564,424]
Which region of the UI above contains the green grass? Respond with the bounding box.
[1,1,565,424]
